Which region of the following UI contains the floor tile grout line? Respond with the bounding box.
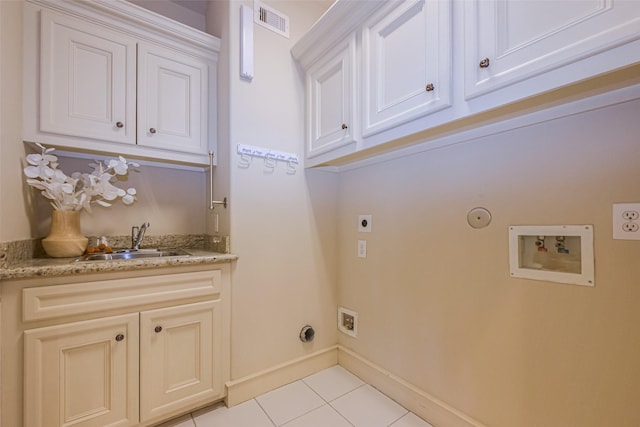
[258,379,362,427]
[385,410,410,427]
[277,403,324,426]
[253,397,278,427]
[328,382,367,404]
[301,378,331,404]
[302,376,367,404]
[299,375,371,427]
[327,383,412,427]
[362,382,413,426]
[326,384,369,427]
[279,402,356,427]
[326,402,357,427]
[268,380,326,426]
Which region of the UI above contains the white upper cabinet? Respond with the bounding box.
[138,44,209,155]
[24,0,220,166]
[362,0,451,137]
[306,34,357,158]
[293,0,640,168]
[40,10,136,145]
[464,0,640,98]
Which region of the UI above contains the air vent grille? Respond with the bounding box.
[254,0,289,38]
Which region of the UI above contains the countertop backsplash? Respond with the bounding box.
[0,239,39,269]
[0,234,230,269]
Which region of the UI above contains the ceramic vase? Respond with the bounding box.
[42,210,88,257]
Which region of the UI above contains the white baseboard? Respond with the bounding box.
[338,346,488,427]
[225,345,338,406]
[225,344,486,427]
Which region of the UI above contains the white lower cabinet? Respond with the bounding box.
[140,301,221,422]
[24,314,140,427]
[3,266,230,427]
[24,301,219,427]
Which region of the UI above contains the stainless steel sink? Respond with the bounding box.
[75,248,191,262]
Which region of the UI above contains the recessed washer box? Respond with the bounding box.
[508,225,594,287]
[338,306,358,338]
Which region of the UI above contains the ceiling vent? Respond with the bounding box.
[254,0,289,38]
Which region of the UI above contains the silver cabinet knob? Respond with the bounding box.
[425,83,435,92]
[116,121,124,128]
[341,123,348,130]
[479,57,490,68]
[149,128,157,134]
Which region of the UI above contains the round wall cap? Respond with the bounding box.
[467,207,492,229]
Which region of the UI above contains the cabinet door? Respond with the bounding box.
[40,10,136,144]
[362,0,451,137]
[306,34,357,158]
[138,44,209,155]
[465,0,640,98]
[24,314,139,427]
[139,300,221,423]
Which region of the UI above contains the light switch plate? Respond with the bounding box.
[357,240,367,258]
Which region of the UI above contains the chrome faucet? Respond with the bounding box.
[131,222,150,250]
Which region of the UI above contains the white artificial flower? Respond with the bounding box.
[122,194,135,205]
[23,145,139,212]
[121,188,137,205]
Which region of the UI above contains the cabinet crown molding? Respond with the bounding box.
[291,0,386,68]
[28,0,220,55]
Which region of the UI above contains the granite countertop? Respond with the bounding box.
[0,235,237,280]
[0,249,238,280]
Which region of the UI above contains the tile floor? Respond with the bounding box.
[159,365,434,427]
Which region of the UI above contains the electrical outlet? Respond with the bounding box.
[613,203,640,240]
[358,215,372,232]
[338,307,358,337]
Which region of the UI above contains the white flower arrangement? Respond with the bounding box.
[24,143,139,212]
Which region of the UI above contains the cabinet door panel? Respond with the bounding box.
[40,10,136,144]
[24,314,139,427]
[362,0,451,137]
[465,0,640,98]
[307,34,357,157]
[138,44,209,155]
[140,300,221,423]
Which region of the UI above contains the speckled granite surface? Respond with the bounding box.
[0,235,235,280]
[0,239,39,268]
